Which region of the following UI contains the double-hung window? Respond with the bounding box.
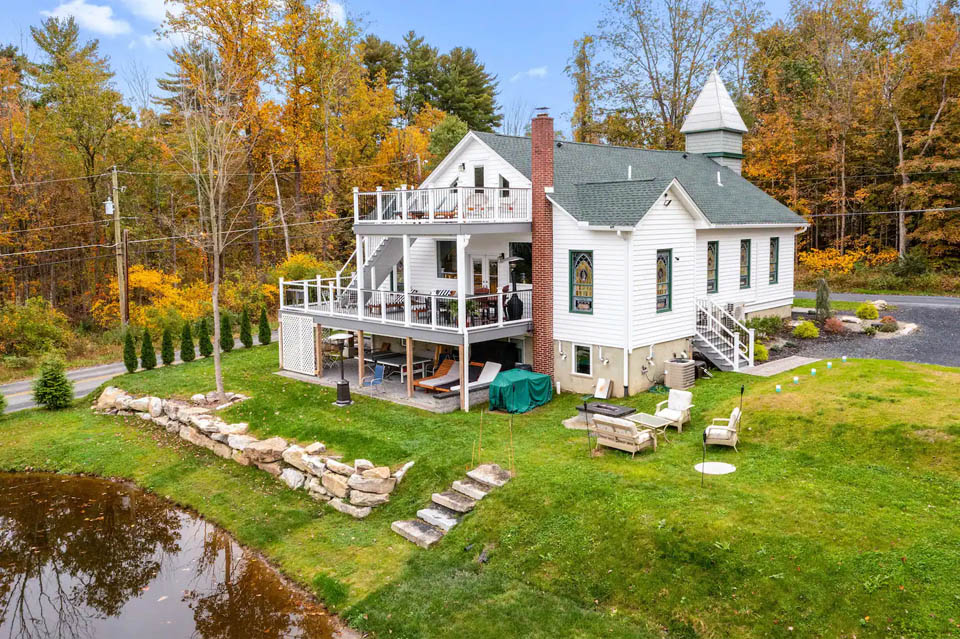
[740,239,751,289]
[569,251,594,313]
[436,240,457,279]
[656,249,672,312]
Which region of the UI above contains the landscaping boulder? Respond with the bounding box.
[253,460,283,476]
[138,412,153,422]
[347,474,396,495]
[96,387,125,411]
[281,445,309,472]
[362,466,391,480]
[231,451,251,466]
[324,458,354,476]
[306,477,331,502]
[322,472,350,499]
[128,397,151,412]
[394,461,415,484]
[217,423,248,436]
[328,498,371,519]
[154,415,170,429]
[280,467,306,490]
[244,437,288,464]
[148,397,164,418]
[179,425,207,447]
[191,393,206,403]
[163,401,180,421]
[354,458,374,472]
[304,442,326,454]
[300,454,326,477]
[350,490,390,507]
[227,434,257,451]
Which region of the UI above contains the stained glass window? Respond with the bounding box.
[740,239,751,289]
[569,251,593,313]
[656,249,672,312]
[706,241,718,294]
[769,237,779,284]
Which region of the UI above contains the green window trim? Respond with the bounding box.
[769,237,780,285]
[740,239,751,289]
[569,250,594,314]
[706,241,719,294]
[656,249,672,313]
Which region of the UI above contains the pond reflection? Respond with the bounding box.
[0,473,341,639]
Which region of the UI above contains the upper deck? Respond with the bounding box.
[353,186,532,234]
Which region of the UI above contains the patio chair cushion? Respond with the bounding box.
[705,426,733,440]
[655,407,684,423]
[667,389,693,411]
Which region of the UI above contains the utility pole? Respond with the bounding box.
[268,155,291,259]
[122,228,130,323]
[111,166,128,326]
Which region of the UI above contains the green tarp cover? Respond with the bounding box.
[488,368,553,413]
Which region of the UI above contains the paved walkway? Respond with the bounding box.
[1,331,277,413]
[740,356,820,377]
[795,290,960,308]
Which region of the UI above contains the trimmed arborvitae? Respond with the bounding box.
[180,322,195,362]
[123,331,138,373]
[239,307,253,348]
[197,319,213,358]
[32,352,74,410]
[220,314,234,352]
[258,307,271,345]
[815,277,831,323]
[140,328,157,370]
[161,326,176,366]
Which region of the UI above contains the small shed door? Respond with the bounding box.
[280,313,316,375]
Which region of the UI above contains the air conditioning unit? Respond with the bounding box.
[726,303,746,322]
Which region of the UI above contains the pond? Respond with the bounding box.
[0,472,352,639]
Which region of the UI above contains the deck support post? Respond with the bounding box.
[357,330,365,384]
[406,337,414,398]
[456,234,469,332]
[403,234,411,326]
[459,341,468,412]
[355,238,365,321]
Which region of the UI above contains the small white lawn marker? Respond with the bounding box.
[827,361,833,369]
[793,376,799,385]
[775,384,782,393]
[811,368,817,376]
[842,355,848,363]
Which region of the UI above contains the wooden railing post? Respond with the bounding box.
[748,328,755,367]
[375,186,383,221]
[456,187,465,223]
[400,184,408,221]
[428,189,435,222]
[352,187,359,223]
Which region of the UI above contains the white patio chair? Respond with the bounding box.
[704,406,741,451]
[654,389,694,432]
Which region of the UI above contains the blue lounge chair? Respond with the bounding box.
[363,364,385,392]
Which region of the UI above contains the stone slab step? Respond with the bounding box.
[416,504,461,532]
[432,490,476,513]
[391,519,444,548]
[451,477,493,501]
[466,463,511,488]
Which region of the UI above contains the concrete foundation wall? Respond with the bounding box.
[745,304,792,320]
[626,337,693,394]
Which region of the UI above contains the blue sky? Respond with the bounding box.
[1,0,793,136]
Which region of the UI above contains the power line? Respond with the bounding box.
[118,157,419,179]
[128,216,354,244]
[0,242,116,258]
[0,217,137,236]
[804,205,960,219]
[0,252,115,274]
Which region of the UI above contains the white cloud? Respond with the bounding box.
[510,66,548,83]
[120,0,183,23]
[324,1,346,26]
[41,0,132,36]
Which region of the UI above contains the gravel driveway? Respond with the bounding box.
[791,298,960,367]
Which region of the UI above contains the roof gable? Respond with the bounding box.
[472,131,805,228]
[680,69,748,134]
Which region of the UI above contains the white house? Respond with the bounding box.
[277,71,808,408]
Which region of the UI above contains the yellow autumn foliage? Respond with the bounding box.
[798,246,899,274]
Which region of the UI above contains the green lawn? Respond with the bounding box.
[792,297,864,311]
[1,346,958,638]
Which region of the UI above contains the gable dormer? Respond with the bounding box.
[680,70,748,175]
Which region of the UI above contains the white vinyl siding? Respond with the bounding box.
[553,208,628,348]
[630,192,697,348]
[420,135,529,190]
[694,229,795,313]
[684,130,743,156]
[405,233,531,294]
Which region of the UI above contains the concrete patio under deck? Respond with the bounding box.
[276,359,492,414]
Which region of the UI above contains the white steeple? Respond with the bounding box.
[681,70,747,174]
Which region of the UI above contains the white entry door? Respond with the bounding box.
[469,255,502,293]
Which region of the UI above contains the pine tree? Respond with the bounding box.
[140,328,157,370]
[258,307,271,345]
[32,352,74,410]
[197,319,213,358]
[239,307,253,348]
[220,314,234,352]
[815,278,832,323]
[180,322,195,362]
[435,47,500,131]
[161,326,176,365]
[123,331,138,373]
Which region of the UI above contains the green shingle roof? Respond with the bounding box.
[472,131,805,227]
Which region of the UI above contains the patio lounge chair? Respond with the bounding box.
[654,389,694,432]
[450,361,502,392]
[704,407,741,451]
[414,359,456,391]
[590,415,657,458]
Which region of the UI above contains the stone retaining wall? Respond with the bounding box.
[94,386,413,519]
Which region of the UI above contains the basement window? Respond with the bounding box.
[573,344,592,376]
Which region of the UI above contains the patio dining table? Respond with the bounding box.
[625,412,675,443]
[364,353,431,383]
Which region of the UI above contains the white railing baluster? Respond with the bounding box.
[431,295,437,329]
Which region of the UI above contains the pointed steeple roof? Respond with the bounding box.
[680,69,747,134]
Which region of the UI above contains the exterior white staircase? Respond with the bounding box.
[693,297,755,372]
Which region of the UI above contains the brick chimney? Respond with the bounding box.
[531,112,554,378]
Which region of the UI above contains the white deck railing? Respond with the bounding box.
[279,278,533,334]
[354,186,532,224]
[694,297,754,370]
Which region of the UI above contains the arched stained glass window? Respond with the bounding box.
[656,249,672,312]
[569,251,593,313]
[706,241,718,294]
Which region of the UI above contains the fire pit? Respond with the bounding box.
[576,402,636,424]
